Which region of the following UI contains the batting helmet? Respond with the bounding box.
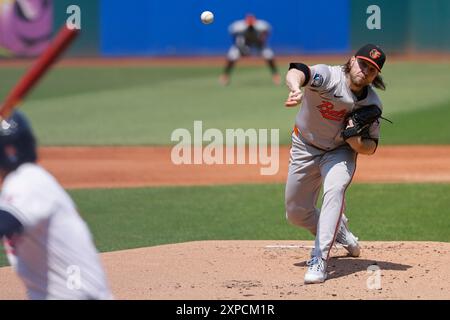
[0,111,37,172]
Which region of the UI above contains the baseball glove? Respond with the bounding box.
[342,105,382,141]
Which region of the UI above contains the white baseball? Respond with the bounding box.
[201,11,214,24]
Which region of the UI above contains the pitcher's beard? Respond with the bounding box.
[351,75,367,87]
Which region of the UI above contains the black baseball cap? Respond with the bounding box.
[355,44,386,72]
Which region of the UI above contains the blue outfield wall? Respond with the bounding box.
[100,0,350,56]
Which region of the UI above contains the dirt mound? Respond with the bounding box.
[1,240,448,300]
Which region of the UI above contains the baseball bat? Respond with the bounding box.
[0,25,80,120]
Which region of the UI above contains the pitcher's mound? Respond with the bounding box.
[1,241,449,300]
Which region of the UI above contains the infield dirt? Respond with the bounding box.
[0,241,449,300]
[38,145,450,189]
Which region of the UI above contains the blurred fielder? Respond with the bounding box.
[284,44,387,284]
[0,111,112,299]
[220,13,280,85]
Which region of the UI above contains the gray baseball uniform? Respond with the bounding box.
[285,64,382,260]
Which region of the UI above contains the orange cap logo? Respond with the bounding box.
[370,49,382,59]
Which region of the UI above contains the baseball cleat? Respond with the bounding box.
[304,256,327,284]
[336,216,361,257]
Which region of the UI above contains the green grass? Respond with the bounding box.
[377,62,450,115]
[380,100,450,144]
[0,61,449,145]
[1,183,448,267]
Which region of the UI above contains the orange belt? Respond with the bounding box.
[293,126,300,137]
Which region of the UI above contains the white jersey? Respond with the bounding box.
[0,163,112,300]
[228,19,271,49]
[228,19,271,35]
[296,64,382,150]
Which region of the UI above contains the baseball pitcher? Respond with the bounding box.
[284,44,387,284]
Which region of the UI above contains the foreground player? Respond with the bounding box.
[0,111,112,299]
[284,44,387,284]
